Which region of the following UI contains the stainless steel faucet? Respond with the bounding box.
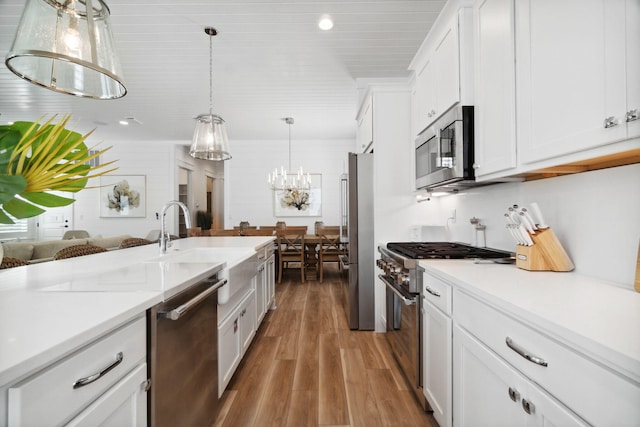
[159,200,192,254]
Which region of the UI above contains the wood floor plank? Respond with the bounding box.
[318,333,350,425]
[356,332,388,370]
[341,348,382,427]
[292,332,319,391]
[254,359,296,426]
[285,390,318,427]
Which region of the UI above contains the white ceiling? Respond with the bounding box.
[0,0,446,142]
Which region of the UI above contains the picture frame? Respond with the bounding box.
[274,173,322,217]
[99,175,146,218]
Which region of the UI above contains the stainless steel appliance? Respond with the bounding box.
[415,105,475,190]
[340,152,375,330]
[378,242,513,410]
[148,272,227,427]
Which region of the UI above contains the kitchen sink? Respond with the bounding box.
[145,247,253,266]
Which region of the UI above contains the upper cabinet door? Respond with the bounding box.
[626,0,640,139]
[515,0,628,164]
[473,0,518,178]
[435,20,461,117]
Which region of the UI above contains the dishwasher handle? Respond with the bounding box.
[158,278,227,321]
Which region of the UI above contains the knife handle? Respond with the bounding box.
[529,203,549,229]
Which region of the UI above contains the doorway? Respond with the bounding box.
[207,175,224,230]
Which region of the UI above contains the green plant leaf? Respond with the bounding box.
[2,197,45,219]
[20,192,75,207]
[0,174,27,204]
[0,208,15,224]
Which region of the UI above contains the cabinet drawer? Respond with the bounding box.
[423,272,452,315]
[454,290,640,426]
[8,316,146,426]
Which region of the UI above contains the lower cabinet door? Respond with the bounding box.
[423,301,452,427]
[66,363,147,427]
[453,325,587,427]
[240,290,257,355]
[219,311,241,395]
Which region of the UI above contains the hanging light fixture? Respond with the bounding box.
[189,27,231,161]
[5,0,126,99]
[268,117,311,191]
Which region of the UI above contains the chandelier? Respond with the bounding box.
[189,27,231,161]
[268,117,311,191]
[5,0,126,99]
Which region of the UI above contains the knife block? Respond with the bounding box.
[516,228,574,272]
[516,244,551,271]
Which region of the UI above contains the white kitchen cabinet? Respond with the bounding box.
[7,316,147,427]
[515,0,638,165]
[472,0,518,179]
[266,251,276,309]
[453,324,588,427]
[410,6,473,136]
[356,95,373,152]
[66,363,147,427]
[218,289,256,395]
[255,245,276,324]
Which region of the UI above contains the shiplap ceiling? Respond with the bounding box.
[0,0,445,142]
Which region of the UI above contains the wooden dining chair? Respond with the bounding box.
[187,227,202,237]
[276,233,305,283]
[318,234,343,283]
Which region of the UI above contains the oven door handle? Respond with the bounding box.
[379,274,416,306]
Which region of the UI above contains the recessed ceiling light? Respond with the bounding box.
[318,15,333,31]
[119,120,129,125]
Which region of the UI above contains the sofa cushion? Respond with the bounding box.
[1,242,35,261]
[87,235,131,249]
[31,239,89,260]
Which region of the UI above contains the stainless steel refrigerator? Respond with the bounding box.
[340,152,374,330]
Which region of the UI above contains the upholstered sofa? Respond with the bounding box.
[1,235,133,264]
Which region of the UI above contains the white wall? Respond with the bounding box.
[411,163,640,287]
[226,138,354,229]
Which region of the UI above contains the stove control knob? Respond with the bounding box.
[400,275,411,286]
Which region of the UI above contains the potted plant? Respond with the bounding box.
[0,114,117,224]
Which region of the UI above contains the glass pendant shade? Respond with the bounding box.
[190,114,232,161]
[4,0,126,99]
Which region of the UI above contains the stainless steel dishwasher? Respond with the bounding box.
[148,273,227,427]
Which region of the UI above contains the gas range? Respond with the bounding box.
[378,242,513,293]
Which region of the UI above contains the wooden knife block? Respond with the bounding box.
[516,228,574,272]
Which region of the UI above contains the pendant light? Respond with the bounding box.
[5,0,126,99]
[189,27,231,161]
[268,117,310,191]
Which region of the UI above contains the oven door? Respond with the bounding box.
[380,274,427,410]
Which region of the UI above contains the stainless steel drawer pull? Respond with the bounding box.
[603,116,619,128]
[424,286,441,297]
[627,109,638,122]
[522,399,535,415]
[158,278,227,320]
[508,387,520,402]
[505,337,548,367]
[73,352,123,389]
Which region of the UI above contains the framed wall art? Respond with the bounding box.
[100,175,146,217]
[274,173,321,217]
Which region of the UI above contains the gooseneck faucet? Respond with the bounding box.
[159,200,192,254]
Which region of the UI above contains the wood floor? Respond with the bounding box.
[213,264,438,427]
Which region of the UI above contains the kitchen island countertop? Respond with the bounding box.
[0,236,274,386]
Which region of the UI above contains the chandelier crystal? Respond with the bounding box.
[5,0,126,99]
[189,27,231,161]
[268,118,311,191]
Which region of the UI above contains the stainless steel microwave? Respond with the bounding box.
[415,105,475,190]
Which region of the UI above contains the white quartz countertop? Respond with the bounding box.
[0,236,274,386]
[418,260,640,382]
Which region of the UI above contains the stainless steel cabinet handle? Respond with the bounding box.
[73,352,123,389]
[627,109,639,122]
[604,116,619,128]
[158,278,227,320]
[424,286,441,297]
[508,387,520,402]
[505,337,548,367]
[522,399,535,415]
